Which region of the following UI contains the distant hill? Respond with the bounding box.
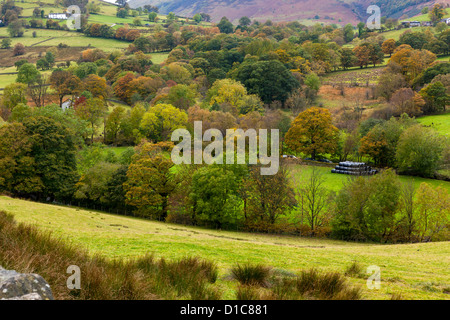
[127,0,449,24]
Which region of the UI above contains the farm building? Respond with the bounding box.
[61,98,74,111]
[409,21,421,27]
[422,21,433,26]
[48,13,68,20]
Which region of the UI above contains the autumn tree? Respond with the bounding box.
[0,122,41,196]
[353,44,371,68]
[285,107,339,160]
[13,42,25,56]
[140,103,188,142]
[389,87,425,117]
[206,78,248,115]
[50,69,73,107]
[382,39,397,57]
[84,74,108,100]
[389,45,436,82]
[124,142,177,220]
[429,3,445,25]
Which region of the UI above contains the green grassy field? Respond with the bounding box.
[400,9,450,23]
[288,164,450,192]
[0,27,130,50]
[0,195,448,300]
[417,113,450,136]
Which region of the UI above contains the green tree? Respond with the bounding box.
[45,51,55,67]
[9,103,31,122]
[343,24,354,43]
[190,164,245,228]
[0,82,27,110]
[243,164,294,228]
[74,162,121,206]
[139,103,188,142]
[332,170,401,242]
[7,19,24,37]
[234,59,299,105]
[1,38,11,49]
[294,166,332,235]
[396,125,445,177]
[148,11,157,22]
[415,183,449,241]
[0,122,42,196]
[16,63,40,84]
[74,97,108,143]
[166,84,197,110]
[420,81,449,113]
[23,116,78,200]
[124,142,177,220]
[217,16,234,34]
[340,47,356,70]
[239,16,251,27]
[193,13,202,23]
[105,106,126,144]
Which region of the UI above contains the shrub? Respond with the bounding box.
[13,43,25,56]
[235,285,262,300]
[296,268,362,300]
[344,261,364,278]
[231,263,272,287]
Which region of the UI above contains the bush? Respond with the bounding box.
[344,261,364,278]
[235,285,262,300]
[13,43,25,56]
[296,268,362,300]
[231,263,272,287]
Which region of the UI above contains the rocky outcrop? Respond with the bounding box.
[0,266,54,300]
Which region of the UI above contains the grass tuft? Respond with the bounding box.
[231,263,272,287]
[344,261,364,278]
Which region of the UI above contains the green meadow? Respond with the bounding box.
[417,113,450,136]
[0,194,448,300]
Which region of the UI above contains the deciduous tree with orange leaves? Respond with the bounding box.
[284,107,339,160]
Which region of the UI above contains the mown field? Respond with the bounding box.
[1,185,449,300]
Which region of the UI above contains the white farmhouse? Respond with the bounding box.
[48,13,68,20]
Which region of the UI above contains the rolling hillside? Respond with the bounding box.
[127,0,446,24]
[1,195,449,299]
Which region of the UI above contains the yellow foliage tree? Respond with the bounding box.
[285,107,339,160]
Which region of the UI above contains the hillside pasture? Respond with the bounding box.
[416,113,450,136]
[0,195,448,300]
